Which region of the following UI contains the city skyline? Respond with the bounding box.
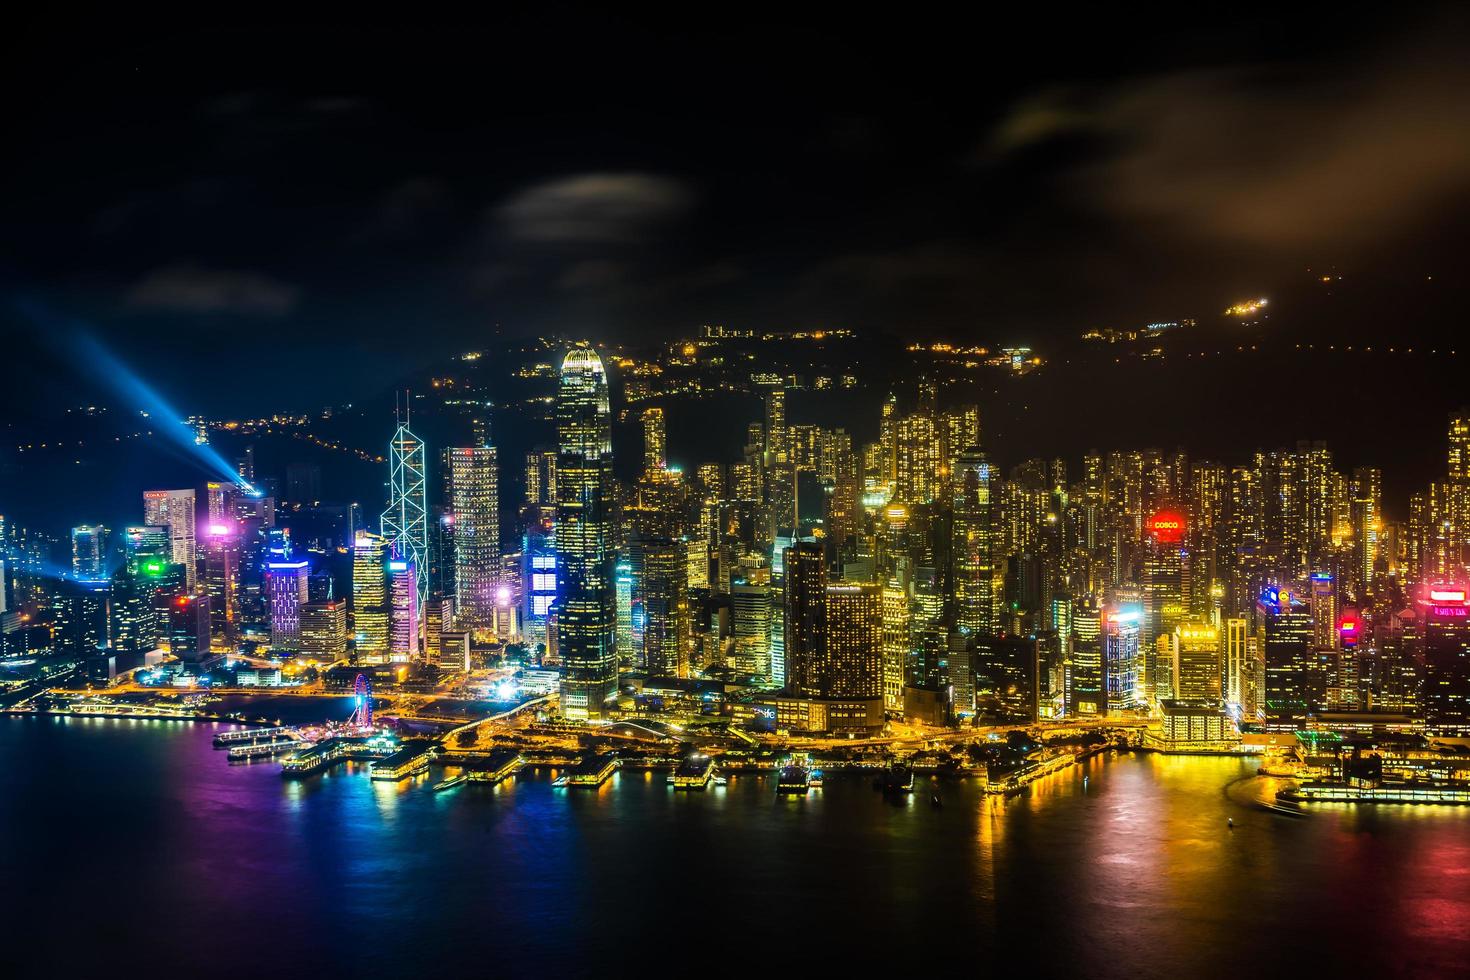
[5,9,1470,978]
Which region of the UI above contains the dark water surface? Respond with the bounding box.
[2,716,1467,979]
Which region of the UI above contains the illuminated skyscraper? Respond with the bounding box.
[54,578,110,658]
[299,599,348,661]
[168,594,210,665]
[110,566,159,655]
[953,450,996,635]
[614,561,635,665]
[880,578,910,710]
[201,523,240,647]
[265,560,310,652]
[444,445,499,633]
[123,525,168,572]
[1422,585,1470,737]
[783,540,827,698]
[1349,466,1382,598]
[381,414,430,610]
[629,535,688,677]
[1104,606,1144,711]
[352,532,390,662]
[731,578,772,677]
[764,387,788,462]
[1222,617,1248,710]
[1141,508,1189,703]
[1260,588,1316,731]
[823,584,883,700]
[388,553,420,660]
[555,345,618,718]
[143,489,197,588]
[642,407,667,475]
[1173,622,1221,703]
[71,525,107,580]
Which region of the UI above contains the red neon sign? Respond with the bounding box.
[1147,510,1187,544]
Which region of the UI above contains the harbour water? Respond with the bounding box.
[2,715,1467,978]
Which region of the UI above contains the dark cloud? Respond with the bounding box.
[125,264,301,316]
[494,174,695,245]
[985,23,1470,251]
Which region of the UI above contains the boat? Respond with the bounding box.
[433,772,469,792]
[776,762,812,795]
[672,754,717,790]
[880,763,914,795]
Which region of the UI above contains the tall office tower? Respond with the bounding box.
[1349,467,1382,598]
[1104,606,1144,712]
[1141,509,1189,698]
[614,561,635,666]
[953,450,996,635]
[424,595,452,665]
[525,448,558,508]
[1260,588,1317,731]
[1449,412,1470,481]
[1188,463,1225,613]
[123,525,169,571]
[943,405,981,463]
[1421,585,1470,736]
[731,579,772,677]
[764,387,788,462]
[71,525,107,580]
[168,594,211,664]
[205,481,239,523]
[1308,572,1338,650]
[768,533,794,688]
[642,407,667,475]
[877,394,898,489]
[555,346,618,718]
[388,553,420,660]
[880,578,910,711]
[684,535,710,592]
[299,599,348,661]
[1222,617,1248,710]
[237,445,256,485]
[1065,597,1103,717]
[382,414,430,611]
[522,523,557,649]
[265,560,310,652]
[783,540,827,697]
[444,446,499,633]
[200,523,241,646]
[143,489,197,588]
[894,413,942,505]
[110,567,160,655]
[824,584,883,699]
[54,578,111,658]
[351,532,390,662]
[629,535,689,678]
[766,460,797,543]
[789,425,822,473]
[1294,440,1335,571]
[1173,623,1222,703]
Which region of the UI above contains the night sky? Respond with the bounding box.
[4,5,1470,414]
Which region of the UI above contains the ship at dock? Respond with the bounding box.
[776,755,819,795]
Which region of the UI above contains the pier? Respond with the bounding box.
[370,740,437,782]
[214,727,298,747]
[282,736,397,778]
[467,750,525,786]
[557,753,620,788]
